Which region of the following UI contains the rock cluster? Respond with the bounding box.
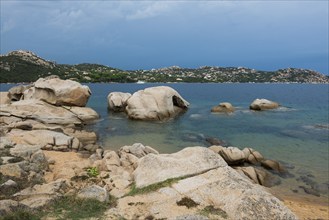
[96,145,297,220]
[108,86,189,120]
[209,145,287,186]
[0,76,99,152]
[0,78,298,219]
[211,98,280,113]
[0,76,101,213]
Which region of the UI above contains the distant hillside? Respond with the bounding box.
[1,50,328,83]
[0,50,134,83]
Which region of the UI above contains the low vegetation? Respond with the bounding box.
[1,195,116,220]
[86,166,99,177]
[126,177,185,197]
[176,197,199,208]
[199,205,228,219]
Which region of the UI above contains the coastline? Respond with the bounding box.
[1,79,328,219]
[43,150,329,220]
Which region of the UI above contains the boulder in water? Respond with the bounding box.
[126,86,189,120]
[211,102,235,113]
[250,98,279,111]
[107,92,131,112]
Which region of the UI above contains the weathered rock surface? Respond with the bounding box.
[250,98,279,110]
[114,166,297,220]
[107,92,131,112]
[242,147,264,165]
[218,146,245,165]
[118,143,159,158]
[24,76,91,107]
[8,85,31,101]
[13,179,67,209]
[211,102,235,113]
[0,163,25,178]
[261,159,286,173]
[77,185,109,202]
[0,92,11,105]
[133,147,227,188]
[0,199,22,216]
[126,86,189,120]
[7,129,73,151]
[0,100,98,126]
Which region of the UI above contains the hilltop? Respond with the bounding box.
[1,50,328,83]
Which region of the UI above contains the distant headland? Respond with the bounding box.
[1,50,328,83]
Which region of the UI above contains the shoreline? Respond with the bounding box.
[43,150,329,220]
[1,78,328,219]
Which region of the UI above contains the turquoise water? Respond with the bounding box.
[1,83,328,200]
[85,83,329,200]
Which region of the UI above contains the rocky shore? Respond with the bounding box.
[0,77,327,219]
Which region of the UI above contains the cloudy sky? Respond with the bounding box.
[1,1,328,74]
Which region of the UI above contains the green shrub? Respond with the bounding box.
[86,167,99,177]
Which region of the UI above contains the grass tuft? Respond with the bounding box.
[176,197,199,208]
[199,205,228,219]
[0,195,117,220]
[126,177,185,197]
[45,195,115,219]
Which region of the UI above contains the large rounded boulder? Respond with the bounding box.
[107,92,131,112]
[125,86,189,120]
[24,76,91,107]
[250,98,279,111]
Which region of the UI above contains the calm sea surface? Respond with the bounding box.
[1,83,328,200]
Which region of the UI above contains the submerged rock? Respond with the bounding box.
[126,86,189,120]
[211,102,235,113]
[299,186,320,197]
[250,98,279,111]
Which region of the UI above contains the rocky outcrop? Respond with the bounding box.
[13,179,67,209]
[125,86,189,120]
[107,92,131,112]
[211,102,235,113]
[250,98,279,110]
[23,76,91,107]
[133,147,227,188]
[112,166,297,220]
[208,145,287,187]
[218,146,245,165]
[0,100,98,126]
[118,143,159,158]
[0,92,11,105]
[8,85,32,101]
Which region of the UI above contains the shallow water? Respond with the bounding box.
[1,83,328,201]
[86,83,329,201]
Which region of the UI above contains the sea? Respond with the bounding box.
[1,82,328,202]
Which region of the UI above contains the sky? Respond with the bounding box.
[1,1,328,74]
